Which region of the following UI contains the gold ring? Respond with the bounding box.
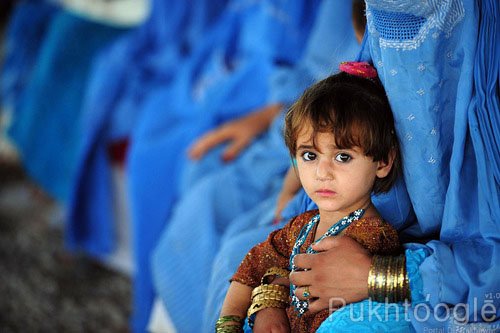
[302,286,311,299]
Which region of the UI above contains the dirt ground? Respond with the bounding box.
[0,159,132,333]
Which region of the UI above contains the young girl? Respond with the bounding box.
[216,62,413,332]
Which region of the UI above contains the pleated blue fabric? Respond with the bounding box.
[7,9,127,202]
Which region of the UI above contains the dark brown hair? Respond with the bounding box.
[284,71,401,194]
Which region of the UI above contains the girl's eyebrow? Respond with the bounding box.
[296,144,314,150]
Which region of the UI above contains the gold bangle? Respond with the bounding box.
[247,298,288,318]
[384,256,390,300]
[369,254,410,303]
[261,267,290,284]
[396,254,405,301]
[252,291,288,304]
[215,315,243,333]
[251,284,289,299]
[215,324,243,333]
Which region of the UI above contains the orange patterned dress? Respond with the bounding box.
[231,209,401,333]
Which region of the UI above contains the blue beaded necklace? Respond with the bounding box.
[289,208,366,315]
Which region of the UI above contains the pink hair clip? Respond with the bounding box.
[339,61,378,79]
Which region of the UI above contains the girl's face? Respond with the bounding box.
[295,124,392,223]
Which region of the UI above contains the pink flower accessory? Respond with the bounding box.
[339,61,378,79]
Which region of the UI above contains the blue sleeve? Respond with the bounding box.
[404,245,432,305]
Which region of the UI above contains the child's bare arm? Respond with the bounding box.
[219,281,252,324]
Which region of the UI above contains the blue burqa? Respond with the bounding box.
[128,0,321,331]
[7,9,127,202]
[66,0,227,259]
[321,0,500,330]
[64,1,228,331]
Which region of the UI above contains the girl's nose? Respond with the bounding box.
[316,158,334,180]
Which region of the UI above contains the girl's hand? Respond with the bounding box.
[188,104,282,162]
[253,307,290,333]
[289,236,372,313]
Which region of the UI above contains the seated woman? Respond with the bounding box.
[289,0,500,331]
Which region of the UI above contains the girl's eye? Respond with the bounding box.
[335,153,352,163]
[301,151,317,161]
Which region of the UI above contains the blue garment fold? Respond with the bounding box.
[7,10,127,202]
[66,0,223,257]
[64,2,228,331]
[317,299,414,332]
[1,1,57,113]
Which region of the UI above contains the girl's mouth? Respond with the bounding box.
[316,189,336,197]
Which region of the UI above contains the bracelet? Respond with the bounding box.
[261,267,290,284]
[251,283,289,299]
[368,254,410,303]
[247,284,289,327]
[252,291,289,304]
[215,315,243,333]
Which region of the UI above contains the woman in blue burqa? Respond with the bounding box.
[125,1,321,331]
[147,1,375,332]
[66,0,226,259]
[286,0,500,331]
[5,2,129,202]
[64,1,228,331]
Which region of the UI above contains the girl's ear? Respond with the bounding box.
[375,149,396,178]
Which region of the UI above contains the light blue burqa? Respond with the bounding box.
[128,1,320,331]
[6,9,127,202]
[321,0,499,331]
[149,1,362,332]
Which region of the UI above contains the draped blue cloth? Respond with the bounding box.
[359,0,500,329]
[130,1,321,331]
[149,1,363,331]
[62,1,228,332]
[66,0,227,258]
[1,0,57,114]
[6,9,127,202]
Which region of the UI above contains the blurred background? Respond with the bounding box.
[0,0,361,332]
[0,1,149,332]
